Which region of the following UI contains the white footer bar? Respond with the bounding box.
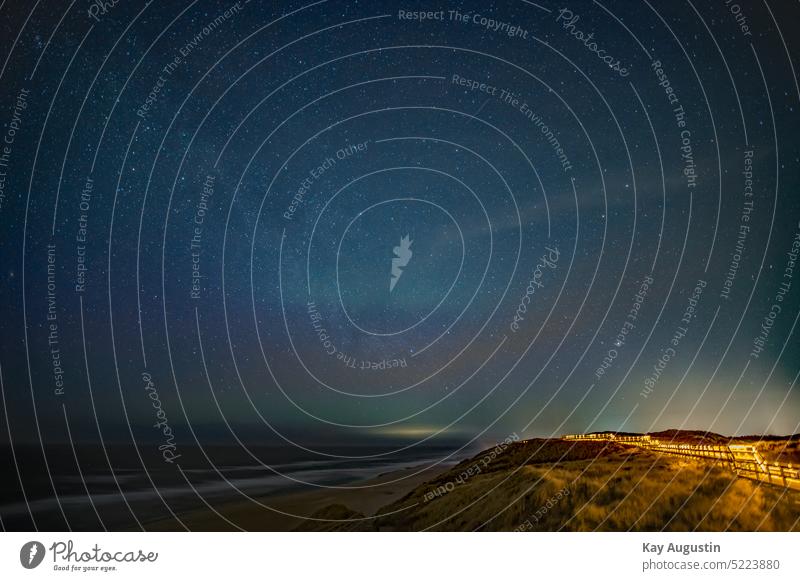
[1,532,796,580]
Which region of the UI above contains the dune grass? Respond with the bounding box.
[297,439,800,531]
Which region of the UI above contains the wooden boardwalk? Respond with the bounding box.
[562,433,800,491]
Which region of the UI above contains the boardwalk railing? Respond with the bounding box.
[561,434,800,492]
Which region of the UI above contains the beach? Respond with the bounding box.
[144,462,450,531]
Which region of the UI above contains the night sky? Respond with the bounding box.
[1,0,799,526]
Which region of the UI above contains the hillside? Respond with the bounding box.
[295,435,800,531]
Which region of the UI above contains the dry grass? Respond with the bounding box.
[749,438,800,465]
[296,440,800,531]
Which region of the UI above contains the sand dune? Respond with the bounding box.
[298,437,800,531]
[146,433,800,531]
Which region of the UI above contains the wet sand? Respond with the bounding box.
[144,463,449,531]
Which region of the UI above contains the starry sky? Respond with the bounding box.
[1,0,799,469]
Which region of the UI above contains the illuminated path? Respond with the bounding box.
[561,433,800,492]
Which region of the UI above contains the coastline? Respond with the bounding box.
[143,462,450,531]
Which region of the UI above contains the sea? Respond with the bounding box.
[0,441,477,530]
